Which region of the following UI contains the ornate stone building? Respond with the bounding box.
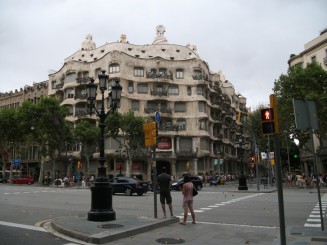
[48,26,250,180]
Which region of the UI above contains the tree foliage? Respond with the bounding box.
[273,62,327,147]
[105,111,145,176]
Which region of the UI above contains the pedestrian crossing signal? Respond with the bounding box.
[260,108,275,134]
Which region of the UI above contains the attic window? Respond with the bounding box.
[141,50,145,53]
[101,50,104,53]
[176,50,180,52]
[170,57,174,60]
[128,48,132,51]
[94,58,97,61]
[149,56,153,58]
[90,54,93,57]
[79,59,82,61]
[135,55,140,58]
[162,49,166,52]
[82,54,85,57]
[189,53,192,55]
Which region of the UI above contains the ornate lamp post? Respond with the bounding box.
[87,70,122,222]
[234,138,250,190]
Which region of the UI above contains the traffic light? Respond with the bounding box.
[260,108,275,134]
[143,122,157,146]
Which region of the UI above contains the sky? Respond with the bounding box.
[0,0,326,109]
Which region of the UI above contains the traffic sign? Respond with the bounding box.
[13,159,20,166]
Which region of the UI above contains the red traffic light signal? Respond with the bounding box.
[261,108,275,134]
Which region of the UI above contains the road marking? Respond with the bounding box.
[0,220,47,232]
[304,193,327,228]
[197,221,278,229]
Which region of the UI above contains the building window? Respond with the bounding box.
[199,119,207,130]
[137,84,148,94]
[197,86,205,96]
[109,63,120,74]
[177,120,186,131]
[159,68,167,75]
[187,86,192,96]
[67,88,74,98]
[176,69,184,79]
[134,67,144,77]
[131,100,139,111]
[198,101,206,112]
[174,102,186,112]
[311,56,317,62]
[168,85,179,95]
[155,85,163,93]
[128,81,134,93]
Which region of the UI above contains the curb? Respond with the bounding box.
[50,215,179,244]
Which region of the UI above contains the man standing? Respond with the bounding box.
[157,167,174,218]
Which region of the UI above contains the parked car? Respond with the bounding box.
[0,176,8,183]
[109,176,148,196]
[209,175,225,186]
[12,175,35,185]
[171,176,203,191]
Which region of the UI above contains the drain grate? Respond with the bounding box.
[156,238,185,244]
[97,224,124,229]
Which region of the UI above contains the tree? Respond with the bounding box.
[0,107,23,183]
[73,120,99,175]
[274,63,327,149]
[17,97,70,183]
[105,111,145,176]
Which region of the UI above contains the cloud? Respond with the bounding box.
[0,0,326,109]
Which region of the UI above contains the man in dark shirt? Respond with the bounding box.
[157,167,174,218]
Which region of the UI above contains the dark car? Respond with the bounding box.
[209,175,225,186]
[109,176,148,196]
[12,175,35,185]
[0,176,8,183]
[171,176,203,191]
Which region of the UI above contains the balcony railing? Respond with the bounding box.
[147,71,173,80]
[151,90,168,96]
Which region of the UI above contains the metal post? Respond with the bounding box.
[152,145,158,218]
[274,134,286,245]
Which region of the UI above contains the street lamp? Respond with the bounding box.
[87,70,122,222]
[234,138,250,190]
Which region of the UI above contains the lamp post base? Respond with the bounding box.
[238,175,248,191]
[88,177,116,222]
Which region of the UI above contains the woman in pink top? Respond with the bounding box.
[180,175,196,225]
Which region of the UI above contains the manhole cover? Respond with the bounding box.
[97,224,124,229]
[156,238,185,244]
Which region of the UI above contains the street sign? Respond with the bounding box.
[293,99,319,130]
[13,159,20,166]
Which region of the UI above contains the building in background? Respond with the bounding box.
[48,26,250,180]
[1,26,250,181]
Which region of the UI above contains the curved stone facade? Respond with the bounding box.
[48,26,249,180]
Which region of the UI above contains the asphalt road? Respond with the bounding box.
[0,183,325,245]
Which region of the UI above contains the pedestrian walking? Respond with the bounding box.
[180,175,196,225]
[157,167,174,218]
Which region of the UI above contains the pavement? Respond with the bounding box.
[43,183,327,245]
